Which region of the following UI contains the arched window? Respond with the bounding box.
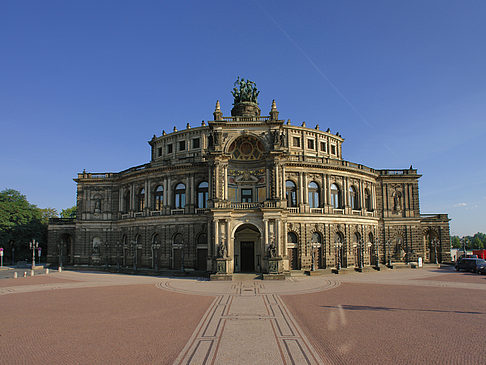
[154,185,163,210]
[288,232,298,244]
[175,183,186,209]
[137,188,145,211]
[349,186,359,210]
[354,232,361,244]
[308,182,320,208]
[365,188,372,211]
[286,180,297,207]
[331,184,341,208]
[152,234,159,245]
[311,232,322,245]
[197,181,209,208]
[123,191,130,212]
[198,233,207,245]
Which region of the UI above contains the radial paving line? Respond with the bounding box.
[172,281,329,365]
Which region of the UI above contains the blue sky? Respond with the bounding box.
[1,1,485,236]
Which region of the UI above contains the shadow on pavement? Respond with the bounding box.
[320,304,484,315]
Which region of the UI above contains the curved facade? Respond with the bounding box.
[48,89,451,275]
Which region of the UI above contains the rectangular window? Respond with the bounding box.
[157,147,162,157]
[307,139,315,149]
[167,143,173,154]
[320,141,327,152]
[192,138,200,149]
[241,188,252,203]
[331,145,336,155]
[293,137,300,147]
[179,140,186,151]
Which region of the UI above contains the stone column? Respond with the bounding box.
[213,220,219,255]
[130,183,135,211]
[166,176,172,209]
[144,180,149,211]
[224,164,228,200]
[281,165,286,202]
[275,220,281,256]
[264,219,269,246]
[266,165,271,199]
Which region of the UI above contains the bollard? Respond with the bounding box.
[14,272,18,279]
[45,268,49,275]
[31,270,34,276]
[23,272,27,277]
[58,267,62,273]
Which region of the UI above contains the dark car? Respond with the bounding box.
[477,262,486,275]
[455,258,486,273]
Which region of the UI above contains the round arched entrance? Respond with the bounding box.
[234,224,262,273]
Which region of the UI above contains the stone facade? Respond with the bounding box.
[48,87,451,273]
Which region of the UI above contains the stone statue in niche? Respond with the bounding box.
[267,237,277,258]
[217,236,227,258]
[94,199,101,213]
[393,191,402,212]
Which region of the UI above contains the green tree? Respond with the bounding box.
[0,189,48,261]
[39,207,58,224]
[60,206,77,219]
[451,236,461,248]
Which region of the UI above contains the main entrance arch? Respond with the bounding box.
[233,224,262,273]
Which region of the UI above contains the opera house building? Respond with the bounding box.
[48,80,451,277]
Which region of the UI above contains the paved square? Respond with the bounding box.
[0,267,485,364]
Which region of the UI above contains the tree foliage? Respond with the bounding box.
[451,233,486,250]
[60,206,77,219]
[0,189,57,261]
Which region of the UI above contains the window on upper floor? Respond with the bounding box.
[286,180,297,207]
[288,232,298,244]
[154,185,163,210]
[320,141,327,152]
[179,140,186,151]
[349,186,359,210]
[123,190,130,212]
[307,139,315,149]
[365,188,372,211]
[192,138,200,149]
[331,183,341,209]
[137,188,145,211]
[167,144,173,154]
[175,183,186,209]
[293,137,300,147]
[241,188,252,203]
[157,147,162,157]
[308,181,320,208]
[197,181,208,208]
[331,145,336,155]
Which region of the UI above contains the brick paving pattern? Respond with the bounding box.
[0,267,485,364]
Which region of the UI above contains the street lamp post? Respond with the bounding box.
[29,239,38,269]
[432,238,439,264]
[335,241,343,271]
[385,240,392,267]
[181,240,185,273]
[116,242,121,270]
[152,243,161,271]
[131,241,137,271]
[104,241,109,269]
[311,242,319,271]
[373,241,380,270]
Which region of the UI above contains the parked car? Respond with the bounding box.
[477,262,486,275]
[455,258,486,273]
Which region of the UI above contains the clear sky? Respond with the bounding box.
[1,1,485,236]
